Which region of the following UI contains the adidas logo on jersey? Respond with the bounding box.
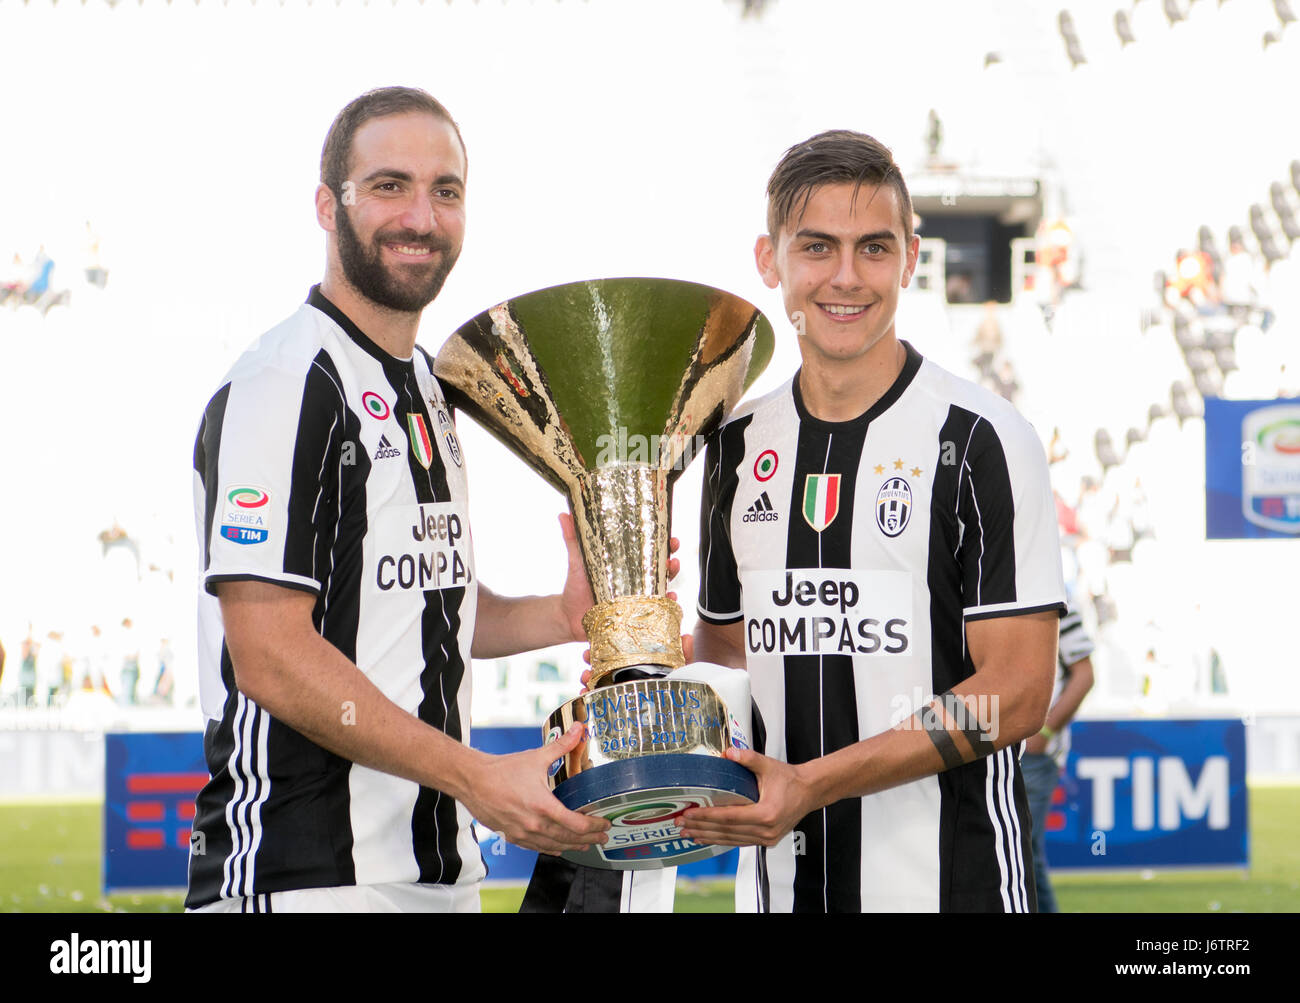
[373,434,401,460]
[742,491,780,523]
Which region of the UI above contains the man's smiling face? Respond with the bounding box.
[332,111,467,314]
[756,181,919,366]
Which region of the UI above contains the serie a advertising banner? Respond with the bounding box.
[1046,719,1248,871]
[1205,397,1300,538]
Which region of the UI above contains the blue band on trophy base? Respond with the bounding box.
[555,753,759,810]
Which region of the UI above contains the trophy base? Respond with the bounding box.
[554,754,758,870]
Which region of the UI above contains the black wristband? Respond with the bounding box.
[917,703,964,770]
[939,691,994,754]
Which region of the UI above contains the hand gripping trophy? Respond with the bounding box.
[435,278,773,869]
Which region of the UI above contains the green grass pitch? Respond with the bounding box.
[2,787,1295,913]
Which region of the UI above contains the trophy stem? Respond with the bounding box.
[577,463,669,600]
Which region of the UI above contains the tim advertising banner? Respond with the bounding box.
[1205,397,1300,538]
[1046,719,1248,871]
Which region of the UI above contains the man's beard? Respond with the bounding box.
[335,205,458,313]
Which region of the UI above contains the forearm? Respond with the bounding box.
[230,627,484,803]
[1045,657,1094,731]
[798,719,942,809]
[802,677,1047,808]
[471,586,572,659]
[218,580,607,854]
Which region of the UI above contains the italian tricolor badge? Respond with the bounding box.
[802,473,841,532]
[407,413,435,469]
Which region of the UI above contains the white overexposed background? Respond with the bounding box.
[1,0,1297,721]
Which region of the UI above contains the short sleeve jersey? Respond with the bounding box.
[186,286,483,909]
[697,341,1066,913]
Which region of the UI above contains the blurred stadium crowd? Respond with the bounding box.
[0,620,176,711]
[0,222,107,317]
[958,158,1298,712]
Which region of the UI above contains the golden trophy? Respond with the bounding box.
[435,278,773,868]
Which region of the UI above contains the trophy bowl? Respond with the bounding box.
[435,277,774,869]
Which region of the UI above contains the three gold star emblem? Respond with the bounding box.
[874,459,924,479]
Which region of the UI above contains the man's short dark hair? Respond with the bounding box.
[766,129,913,245]
[320,87,466,198]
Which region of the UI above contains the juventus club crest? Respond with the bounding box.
[802,473,841,532]
[876,475,913,537]
[435,408,463,467]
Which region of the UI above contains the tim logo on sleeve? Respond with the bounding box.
[219,486,270,545]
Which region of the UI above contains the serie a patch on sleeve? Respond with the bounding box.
[218,485,271,545]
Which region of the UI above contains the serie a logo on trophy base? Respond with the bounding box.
[436,277,774,869]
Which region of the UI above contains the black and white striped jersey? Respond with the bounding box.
[697,341,1066,913]
[186,286,483,909]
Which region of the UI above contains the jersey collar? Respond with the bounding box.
[306,285,415,370]
[791,339,923,431]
